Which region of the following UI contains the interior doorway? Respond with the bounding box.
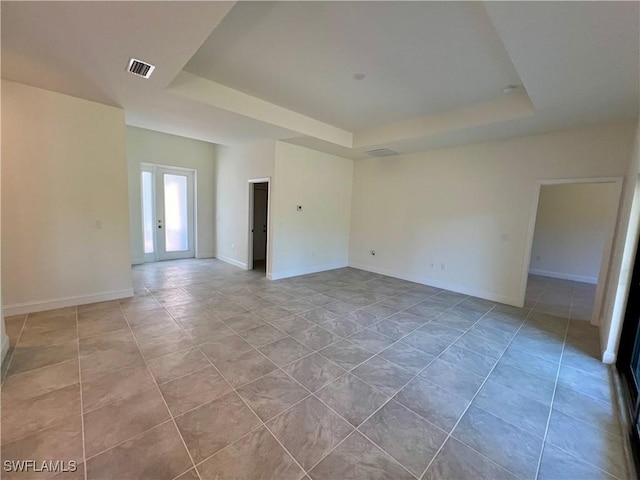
[522,177,623,325]
[248,179,270,275]
[141,164,195,262]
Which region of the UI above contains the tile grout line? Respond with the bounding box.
[73,306,89,480]
[153,291,311,480]
[418,301,536,480]
[82,418,176,464]
[170,281,456,396]
[115,302,203,480]
[191,350,311,479]
[297,297,491,477]
[57,265,587,480]
[542,439,625,480]
[533,295,572,479]
[159,277,469,478]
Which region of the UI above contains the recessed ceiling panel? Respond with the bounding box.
[184,1,522,130]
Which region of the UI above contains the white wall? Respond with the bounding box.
[126,126,217,264]
[530,183,620,284]
[271,142,353,279]
[349,121,637,306]
[215,141,275,271]
[1,81,132,315]
[601,121,640,363]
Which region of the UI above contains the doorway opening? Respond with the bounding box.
[141,164,196,262]
[521,177,623,326]
[248,179,270,276]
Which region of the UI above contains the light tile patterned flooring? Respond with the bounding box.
[1,260,630,479]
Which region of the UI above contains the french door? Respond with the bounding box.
[141,165,195,261]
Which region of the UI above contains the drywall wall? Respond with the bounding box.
[0,106,8,360]
[601,121,640,363]
[1,80,132,314]
[349,121,637,306]
[271,142,353,279]
[126,126,217,264]
[529,183,620,283]
[215,140,275,271]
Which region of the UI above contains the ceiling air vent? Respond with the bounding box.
[365,148,399,157]
[127,58,155,79]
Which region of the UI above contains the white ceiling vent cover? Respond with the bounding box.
[365,148,399,157]
[127,58,155,79]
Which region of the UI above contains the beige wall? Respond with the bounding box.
[601,121,640,362]
[349,121,637,306]
[215,140,276,271]
[271,142,353,279]
[1,81,132,315]
[126,126,216,264]
[0,90,7,359]
[530,183,620,283]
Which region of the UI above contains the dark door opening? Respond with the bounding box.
[616,233,640,471]
[252,182,268,273]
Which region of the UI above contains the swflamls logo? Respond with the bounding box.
[3,460,78,473]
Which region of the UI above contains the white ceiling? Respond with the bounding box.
[1,1,638,158]
[184,1,522,131]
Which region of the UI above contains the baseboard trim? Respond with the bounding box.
[215,254,247,270]
[528,269,598,284]
[349,262,520,306]
[196,250,215,259]
[602,350,616,364]
[270,262,348,281]
[3,289,135,316]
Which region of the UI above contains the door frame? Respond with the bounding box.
[141,163,197,262]
[519,176,624,326]
[247,177,271,276]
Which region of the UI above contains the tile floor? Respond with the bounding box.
[0,260,630,479]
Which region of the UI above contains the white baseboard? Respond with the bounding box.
[3,288,135,316]
[215,254,247,270]
[270,262,349,281]
[1,332,10,365]
[196,250,215,259]
[349,262,521,306]
[602,350,616,364]
[131,257,145,266]
[528,269,597,284]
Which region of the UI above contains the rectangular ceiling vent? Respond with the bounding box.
[365,148,399,157]
[127,58,155,79]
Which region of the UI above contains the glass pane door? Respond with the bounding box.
[163,174,189,252]
[141,171,155,257]
[140,165,195,262]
